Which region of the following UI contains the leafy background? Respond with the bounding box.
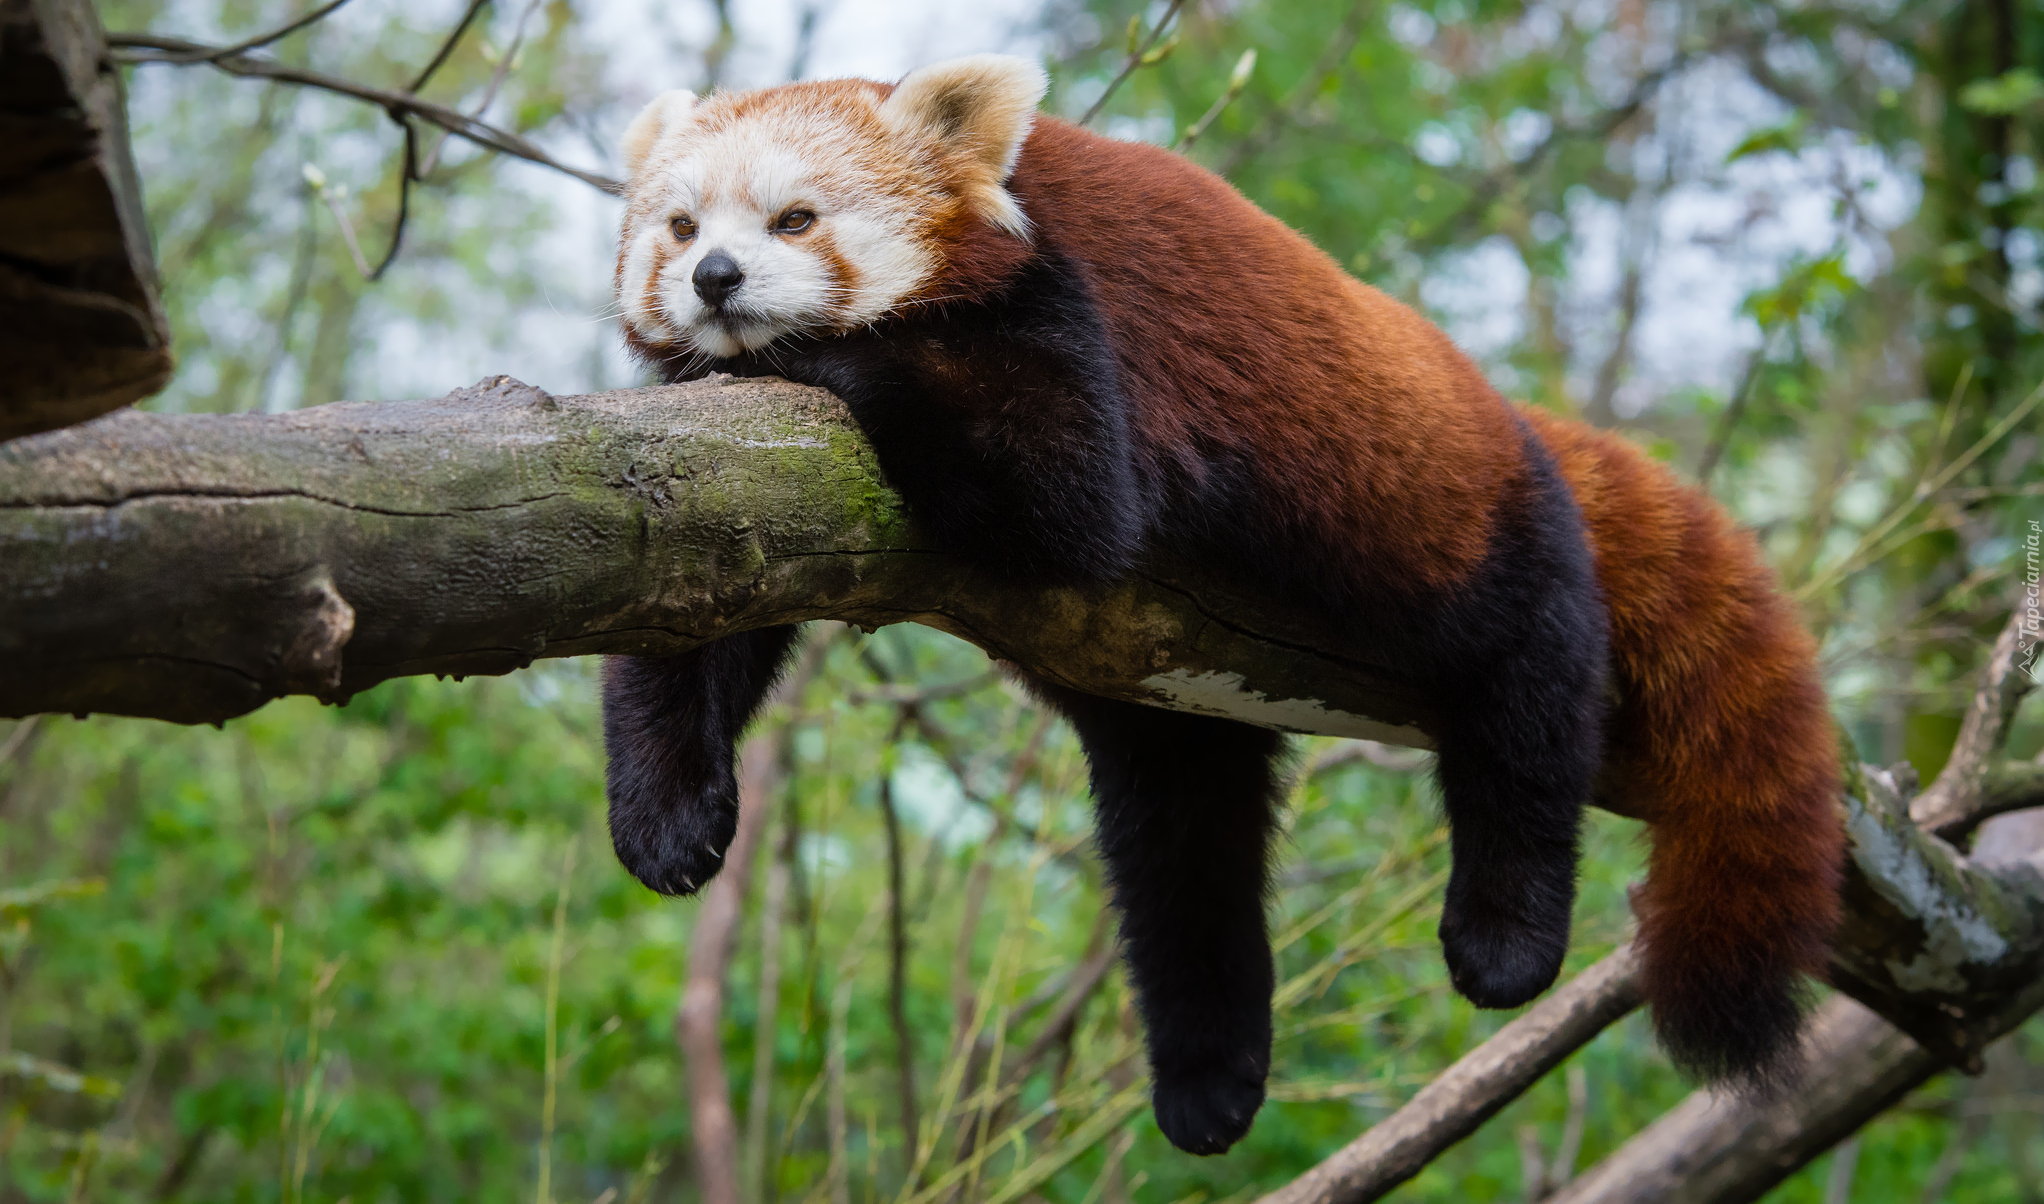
[3,0,2042,1200]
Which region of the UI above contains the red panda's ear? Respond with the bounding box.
[621,90,698,181]
[883,55,1047,237]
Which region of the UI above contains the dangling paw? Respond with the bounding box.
[1151,1061,1266,1155]
[1438,891,1569,1009]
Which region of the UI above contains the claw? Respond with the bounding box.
[705,845,723,861]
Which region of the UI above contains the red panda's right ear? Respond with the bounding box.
[883,55,1048,237]
[621,90,698,180]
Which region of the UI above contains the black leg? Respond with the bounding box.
[1432,645,1601,1010]
[602,626,803,896]
[1033,682,1287,1156]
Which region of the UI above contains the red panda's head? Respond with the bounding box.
[615,55,1048,360]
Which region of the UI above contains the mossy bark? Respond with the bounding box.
[0,375,1434,740]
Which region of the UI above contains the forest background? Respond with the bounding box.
[3,0,2042,1200]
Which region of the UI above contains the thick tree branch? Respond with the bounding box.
[0,374,1435,745]
[1261,607,2044,1203]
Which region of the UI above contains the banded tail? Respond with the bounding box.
[1524,408,1845,1086]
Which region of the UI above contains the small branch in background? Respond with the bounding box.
[1550,1064,1588,1192]
[406,0,490,94]
[1214,0,1375,177]
[301,164,374,278]
[1582,218,1652,428]
[0,717,42,767]
[367,118,420,282]
[742,794,796,1198]
[418,0,546,177]
[1795,375,2044,601]
[1821,1137,1861,1204]
[109,33,622,194]
[144,0,359,64]
[1911,606,2038,839]
[677,642,829,1204]
[1308,739,1433,776]
[1175,49,1256,151]
[878,742,922,1172]
[1257,945,1641,1204]
[534,838,578,1204]
[1695,342,1767,488]
[1079,0,1190,126]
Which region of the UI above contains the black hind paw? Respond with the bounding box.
[609,804,735,898]
[1439,902,1569,1009]
[1152,1064,1266,1155]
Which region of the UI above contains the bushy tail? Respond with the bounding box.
[1523,408,1844,1089]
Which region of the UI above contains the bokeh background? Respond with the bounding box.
[3,0,2042,1200]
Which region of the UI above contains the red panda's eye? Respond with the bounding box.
[669,215,697,241]
[775,210,814,233]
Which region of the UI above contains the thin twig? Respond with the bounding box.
[145,0,359,64]
[535,838,577,1204]
[368,118,419,281]
[108,33,622,194]
[419,0,545,177]
[1079,0,1191,126]
[1175,49,1256,150]
[1214,0,1376,176]
[878,738,922,1172]
[1695,338,1770,487]
[407,0,490,94]
[1911,606,2039,839]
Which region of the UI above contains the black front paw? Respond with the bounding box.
[607,789,737,898]
[1438,889,1569,1009]
[1152,1062,1267,1155]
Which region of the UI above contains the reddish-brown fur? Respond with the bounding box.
[614,91,1846,1086]
[943,118,1846,1062]
[1525,409,1843,1070]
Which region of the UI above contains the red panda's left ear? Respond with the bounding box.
[883,55,1048,237]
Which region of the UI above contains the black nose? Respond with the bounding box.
[693,251,744,306]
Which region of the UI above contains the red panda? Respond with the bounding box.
[602,55,1845,1155]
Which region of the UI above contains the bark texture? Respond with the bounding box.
[2,0,173,438]
[0,375,1434,745]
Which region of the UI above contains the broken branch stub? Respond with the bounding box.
[0,375,1435,744]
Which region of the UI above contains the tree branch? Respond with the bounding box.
[0,374,1435,744]
[107,34,622,195]
[1255,946,1642,1204]
[677,645,825,1204]
[1910,607,2037,840]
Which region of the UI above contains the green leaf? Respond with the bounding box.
[1958,68,2044,115]
[1725,118,1806,164]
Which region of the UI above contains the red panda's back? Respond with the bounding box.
[1009,118,1526,591]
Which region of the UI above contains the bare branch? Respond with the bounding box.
[1911,607,2038,839]
[1255,945,1641,1204]
[676,646,826,1204]
[138,0,359,64]
[1079,0,1189,127]
[107,34,622,195]
[1544,987,2044,1204]
[406,0,489,94]
[879,742,922,1171]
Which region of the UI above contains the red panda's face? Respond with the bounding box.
[615,57,1047,361]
